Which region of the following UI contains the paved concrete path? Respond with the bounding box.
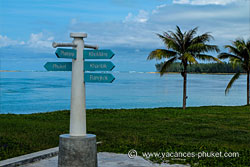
[20,152,188,167]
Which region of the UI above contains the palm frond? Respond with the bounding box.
[192,33,213,44]
[184,27,198,44]
[182,53,198,64]
[157,33,180,51]
[188,43,219,53]
[218,52,242,61]
[196,54,222,63]
[246,39,250,50]
[225,72,241,95]
[188,27,198,37]
[225,45,241,57]
[245,39,250,59]
[170,31,183,48]
[205,44,220,53]
[233,38,245,50]
[160,57,177,76]
[175,26,184,41]
[147,49,177,60]
[230,58,242,69]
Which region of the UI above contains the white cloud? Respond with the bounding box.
[152,4,167,14]
[27,32,54,48]
[150,1,249,45]
[69,0,248,50]
[1,0,248,52]
[173,0,238,5]
[136,10,149,23]
[0,35,25,47]
[173,0,190,5]
[123,13,133,23]
[0,32,54,51]
[123,10,149,23]
[69,20,161,49]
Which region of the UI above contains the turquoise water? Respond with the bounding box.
[0,71,246,114]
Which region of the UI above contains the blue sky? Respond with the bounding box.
[0,0,249,71]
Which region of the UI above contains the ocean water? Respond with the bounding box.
[0,48,247,114]
[0,71,246,114]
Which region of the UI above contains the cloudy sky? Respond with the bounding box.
[0,0,249,71]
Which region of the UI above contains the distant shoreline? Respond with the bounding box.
[0,70,247,75]
[147,72,247,75]
[0,70,21,72]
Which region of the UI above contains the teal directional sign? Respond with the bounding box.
[56,48,76,59]
[55,49,114,59]
[84,73,115,83]
[44,62,72,71]
[85,61,115,71]
[47,48,115,83]
[44,61,115,71]
[84,50,114,59]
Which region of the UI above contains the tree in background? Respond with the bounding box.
[155,62,243,73]
[147,26,220,109]
[218,38,250,105]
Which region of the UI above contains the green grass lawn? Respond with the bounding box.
[0,106,249,166]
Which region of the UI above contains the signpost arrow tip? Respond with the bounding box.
[84,73,115,83]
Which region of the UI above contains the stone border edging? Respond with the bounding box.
[0,147,59,167]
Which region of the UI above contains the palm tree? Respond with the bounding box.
[218,38,250,105]
[147,26,220,109]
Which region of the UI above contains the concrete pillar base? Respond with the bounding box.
[58,134,97,167]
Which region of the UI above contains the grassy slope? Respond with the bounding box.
[0,106,249,166]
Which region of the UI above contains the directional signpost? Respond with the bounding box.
[44,61,115,72]
[84,61,115,71]
[50,48,116,83]
[55,48,76,59]
[44,62,115,83]
[55,48,114,59]
[45,54,115,83]
[85,73,115,83]
[84,49,114,59]
[44,62,72,71]
[45,33,115,167]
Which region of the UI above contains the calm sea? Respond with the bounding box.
[0,71,246,114]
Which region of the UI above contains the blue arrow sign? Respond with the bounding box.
[44,62,115,71]
[84,50,114,59]
[55,48,76,59]
[44,62,72,71]
[84,73,115,83]
[85,61,115,71]
[55,49,114,59]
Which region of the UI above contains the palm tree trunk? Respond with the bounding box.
[247,71,249,105]
[183,66,187,110]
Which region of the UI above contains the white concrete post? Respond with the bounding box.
[70,33,87,136]
[54,33,99,167]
